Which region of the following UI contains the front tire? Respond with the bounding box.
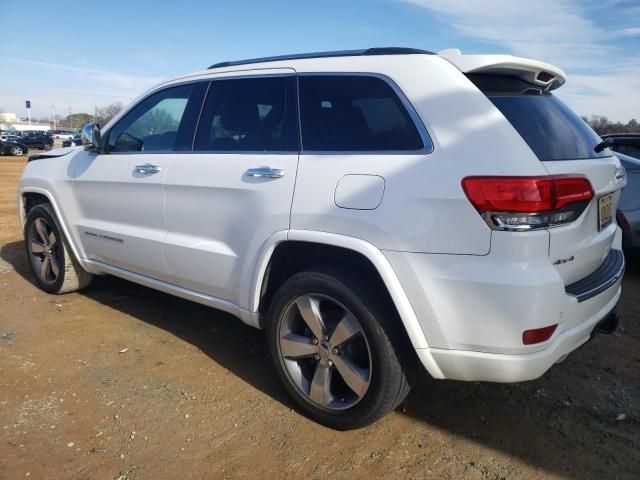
[43,143,52,151]
[24,204,93,294]
[265,267,415,430]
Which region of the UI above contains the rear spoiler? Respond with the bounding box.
[439,49,566,90]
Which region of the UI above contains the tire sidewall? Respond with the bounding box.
[266,270,401,429]
[24,205,67,294]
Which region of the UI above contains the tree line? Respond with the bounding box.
[581,116,639,135]
[31,102,124,130]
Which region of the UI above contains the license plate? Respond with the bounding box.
[598,194,613,230]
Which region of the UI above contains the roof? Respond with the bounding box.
[208,47,434,69]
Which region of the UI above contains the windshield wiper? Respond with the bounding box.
[594,137,614,153]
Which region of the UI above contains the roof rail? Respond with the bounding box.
[208,47,434,69]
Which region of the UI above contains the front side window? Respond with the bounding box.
[194,76,298,151]
[298,75,425,151]
[106,84,194,152]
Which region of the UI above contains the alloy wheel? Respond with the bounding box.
[277,294,372,410]
[28,217,61,284]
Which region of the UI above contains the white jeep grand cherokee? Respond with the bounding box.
[18,48,625,429]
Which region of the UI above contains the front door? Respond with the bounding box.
[71,82,204,281]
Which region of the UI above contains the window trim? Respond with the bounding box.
[190,73,300,154]
[99,71,433,156]
[297,72,434,155]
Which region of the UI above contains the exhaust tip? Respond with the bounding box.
[596,310,620,335]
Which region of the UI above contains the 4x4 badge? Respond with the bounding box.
[553,255,575,265]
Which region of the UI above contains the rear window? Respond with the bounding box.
[194,76,298,152]
[298,75,426,151]
[469,74,609,161]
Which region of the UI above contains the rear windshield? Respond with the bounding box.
[468,74,609,161]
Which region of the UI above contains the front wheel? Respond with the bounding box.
[43,143,52,151]
[10,146,23,156]
[265,268,415,430]
[24,204,93,294]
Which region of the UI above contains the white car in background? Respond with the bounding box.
[1,134,21,142]
[53,131,75,140]
[17,47,625,429]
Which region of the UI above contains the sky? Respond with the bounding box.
[0,0,638,121]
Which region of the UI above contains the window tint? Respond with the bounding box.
[488,95,608,161]
[468,74,608,161]
[107,84,194,152]
[194,76,297,151]
[298,75,424,151]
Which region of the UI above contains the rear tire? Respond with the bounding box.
[265,267,416,430]
[24,204,93,294]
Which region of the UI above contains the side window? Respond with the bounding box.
[299,75,425,151]
[106,84,194,152]
[194,76,298,152]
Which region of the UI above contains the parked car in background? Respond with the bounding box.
[0,133,23,142]
[602,133,640,160]
[52,130,75,140]
[0,139,28,156]
[62,135,82,147]
[18,47,625,429]
[615,151,640,250]
[20,133,53,150]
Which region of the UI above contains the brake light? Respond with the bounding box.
[536,71,555,83]
[523,324,557,345]
[462,175,593,231]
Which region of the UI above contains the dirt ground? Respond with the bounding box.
[0,154,638,480]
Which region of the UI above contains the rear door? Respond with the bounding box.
[162,70,299,306]
[485,82,625,284]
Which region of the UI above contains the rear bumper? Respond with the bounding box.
[565,249,624,302]
[383,228,625,382]
[416,283,620,382]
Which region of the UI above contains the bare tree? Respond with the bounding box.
[96,102,124,126]
[583,115,640,135]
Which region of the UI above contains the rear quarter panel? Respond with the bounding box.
[290,55,550,255]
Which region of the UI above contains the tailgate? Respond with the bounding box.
[543,157,624,285]
[467,71,626,287]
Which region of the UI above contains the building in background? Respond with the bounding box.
[0,112,50,132]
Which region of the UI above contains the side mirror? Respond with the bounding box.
[81,123,101,150]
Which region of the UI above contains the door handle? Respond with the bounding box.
[135,163,161,174]
[245,166,285,178]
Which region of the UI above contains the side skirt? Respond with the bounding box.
[84,260,260,328]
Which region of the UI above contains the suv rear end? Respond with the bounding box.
[385,51,625,382]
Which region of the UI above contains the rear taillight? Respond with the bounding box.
[461,175,593,231]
